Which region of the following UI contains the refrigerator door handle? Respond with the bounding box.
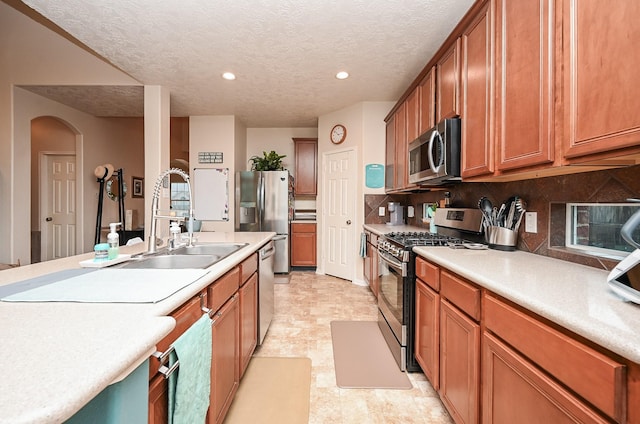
[257,174,265,230]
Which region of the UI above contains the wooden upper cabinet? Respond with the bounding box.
[562,1,640,161]
[460,1,494,179]
[437,38,461,122]
[406,87,420,143]
[293,138,317,196]
[385,115,396,192]
[495,0,555,172]
[419,67,436,135]
[394,102,408,190]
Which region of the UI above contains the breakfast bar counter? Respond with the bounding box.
[0,231,275,424]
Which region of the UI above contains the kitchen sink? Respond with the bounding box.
[118,242,247,269]
[170,242,248,258]
[119,254,219,269]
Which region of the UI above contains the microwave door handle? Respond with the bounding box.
[427,130,441,173]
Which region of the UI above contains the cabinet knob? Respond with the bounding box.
[346,220,351,225]
[45,217,53,222]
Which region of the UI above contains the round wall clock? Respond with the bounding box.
[330,124,347,144]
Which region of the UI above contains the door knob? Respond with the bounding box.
[346,220,351,225]
[45,217,53,222]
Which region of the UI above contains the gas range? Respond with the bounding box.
[378,232,466,262]
[377,208,484,262]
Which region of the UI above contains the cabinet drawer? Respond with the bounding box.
[484,294,626,422]
[292,223,316,233]
[440,270,480,321]
[416,257,439,291]
[240,253,257,285]
[208,266,240,313]
[483,332,610,424]
[151,294,204,379]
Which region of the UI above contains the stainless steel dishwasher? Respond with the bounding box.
[258,241,275,345]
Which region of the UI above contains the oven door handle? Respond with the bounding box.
[379,250,407,277]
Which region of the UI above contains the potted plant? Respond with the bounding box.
[249,150,286,171]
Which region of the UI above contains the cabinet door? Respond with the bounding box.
[461,1,494,178]
[495,0,555,171]
[148,374,168,424]
[293,138,318,195]
[437,38,461,121]
[562,1,640,160]
[406,87,420,143]
[370,243,379,298]
[419,67,436,134]
[415,278,440,390]
[394,102,408,190]
[291,223,316,266]
[209,294,240,424]
[483,332,610,424]
[385,116,396,192]
[440,299,480,424]
[239,273,257,378]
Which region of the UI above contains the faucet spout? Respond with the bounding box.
[148,168,195,253]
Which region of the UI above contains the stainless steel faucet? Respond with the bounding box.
[148,168,195,253]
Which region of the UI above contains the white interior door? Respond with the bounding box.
[42,154,76,261]
[323,149,356,280]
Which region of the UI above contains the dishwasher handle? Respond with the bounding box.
[260,242,276,259]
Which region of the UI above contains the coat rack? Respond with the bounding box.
[94,165,127,245]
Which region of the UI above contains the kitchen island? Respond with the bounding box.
[0,231,275,424]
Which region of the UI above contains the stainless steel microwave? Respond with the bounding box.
[408,118,461,185]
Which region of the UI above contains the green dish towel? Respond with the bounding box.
[359,232,367,258]
[168,313,212,424]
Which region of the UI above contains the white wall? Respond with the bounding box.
[317,101,394,283]
[13,88,145,261]
[0,2,140,263]
[189,116,242,233]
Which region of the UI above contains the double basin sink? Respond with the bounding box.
[118,242,248,269]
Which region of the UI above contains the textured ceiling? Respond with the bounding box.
[18,0,474,127]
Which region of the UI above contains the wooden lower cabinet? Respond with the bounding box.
[239,272,258,378]
[483,332,609,424]
[148,256,260,424]
[415,278,440,389]
[209,293,240,424]
[291,222,316,267]
[439,299,480,424]
[363,232,379,297]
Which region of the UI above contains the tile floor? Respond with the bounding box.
[253,271,453,424]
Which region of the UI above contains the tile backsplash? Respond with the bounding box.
[365,164,640,271]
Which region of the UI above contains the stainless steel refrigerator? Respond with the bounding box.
[235,171,293,273]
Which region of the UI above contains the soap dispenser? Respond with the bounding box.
[170,221,181,249]
[107,222,121,260]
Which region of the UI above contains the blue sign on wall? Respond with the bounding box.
[365,164,384,188]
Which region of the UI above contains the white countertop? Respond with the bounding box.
[0,231,275,424]
[364,224,640,364]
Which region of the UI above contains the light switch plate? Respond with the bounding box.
[407,206,415,218]
[378,206,385,216]
[525,212,537,233]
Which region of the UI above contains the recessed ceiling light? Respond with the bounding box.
[222,72,236,80]
[336,71,349,80]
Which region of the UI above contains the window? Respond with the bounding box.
[170,182,190,217]
[566,203,640,258]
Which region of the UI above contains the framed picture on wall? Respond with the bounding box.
[132,176,144,198]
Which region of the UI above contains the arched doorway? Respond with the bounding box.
[31,116,78,263]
